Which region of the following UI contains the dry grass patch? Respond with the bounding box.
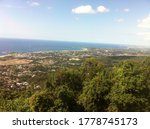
[0,59,32,65]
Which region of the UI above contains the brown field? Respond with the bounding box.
[0,59,32,65]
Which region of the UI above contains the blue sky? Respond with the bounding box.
[0,0,150,46]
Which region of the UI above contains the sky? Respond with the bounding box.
[0,0,150,46]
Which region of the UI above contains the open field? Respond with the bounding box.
[0,58,32,65]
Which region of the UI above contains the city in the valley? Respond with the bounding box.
[0,48,150,90]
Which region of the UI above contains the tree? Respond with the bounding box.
[78,69,112,111]
[81,58,104,81]
[108,61,150,111]
[54,69,82,92]
[29,91,54,112]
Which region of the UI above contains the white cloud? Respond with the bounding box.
[137,14,150,29]
[124,8,130,12]
[115,18,124,23]
[137,14,150,44]
[27,1,40,7]
[97,6,109,13]
[72,5,110,14]
[72,5,95,14]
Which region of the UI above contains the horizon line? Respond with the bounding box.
[0,36,150,48]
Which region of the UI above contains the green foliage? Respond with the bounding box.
[78,69,112,111]
[54,69,82,92]
[0,97,29,112]
[0,57,150,112]
[108,60,150,111]
[81,58,104,80]
[52,85,80,111]
[29,91,54,112]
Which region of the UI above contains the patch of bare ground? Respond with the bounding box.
[0,59,32,65]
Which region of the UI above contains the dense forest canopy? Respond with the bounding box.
[0,57,150,112]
